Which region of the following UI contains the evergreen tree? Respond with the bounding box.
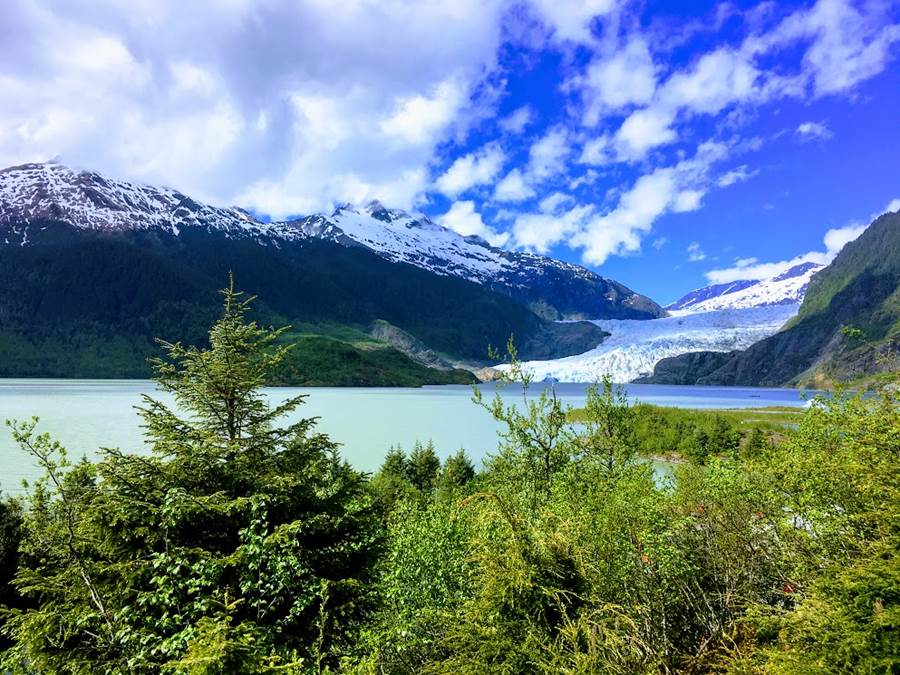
[3,280,380,672]
[371,446,414,512]
[440,450,476,490]
[408,441,440,492]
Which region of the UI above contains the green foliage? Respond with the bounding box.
[269,336,475,387]
[359,350,900,672]
[407,442,441,493]
[438,450,476,493]
[736,391,900,673]
[2,281,380,672]
[840,324,866,344]
[0,495,22,652]
[3,292,899,672]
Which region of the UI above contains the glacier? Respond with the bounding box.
[499,304,800,383]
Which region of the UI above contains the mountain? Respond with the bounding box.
[667,262,822,312]
[292,202,663,320]
[0,162,662,321]
[641,210,900,387]
[500,248,823,383]
[0,162,616,382]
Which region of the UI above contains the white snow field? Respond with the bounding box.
[499,304,799,383]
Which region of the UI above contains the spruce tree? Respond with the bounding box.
[4,280,379,672]
[408,441,440,492]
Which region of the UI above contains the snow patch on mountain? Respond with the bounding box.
[0,162,299,241]
[294,202,512,281]
[499,304,799,383]
[668,262,822,312]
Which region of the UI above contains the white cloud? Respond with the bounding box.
[581,38,657,124]
[526,126,570,181]
[795,121,832,141]
[573,169,676,265]
[569,169,599,190]
[578,136,612,165]
[512,204,594,253]
[705,197,900,283]
[499,105,533,134]
[674,190,705,213]
[652,237,668,250]
[580,0,899,163]
[438,200,509,246]
[493,168,536,202]
[0,0,510,216]
[494,126,570,201]
[527,0,619,44]
[570,141,729,265]
[380,77,467,145]
[659,48,760,115]
[613,108,676,159]
[717,165,758,187]
[706,252,828,284]
[748,0,900,96]
[539,191,573,214]
[434,142,506,197]
[687,242,706,262]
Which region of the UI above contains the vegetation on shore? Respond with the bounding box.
[568,404,801,463]
[1,286,898,673]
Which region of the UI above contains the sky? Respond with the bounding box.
[2,0,899,303]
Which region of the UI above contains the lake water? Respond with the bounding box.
[0,379,816,494]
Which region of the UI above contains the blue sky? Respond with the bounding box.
[2,0,899,303]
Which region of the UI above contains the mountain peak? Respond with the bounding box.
[668,262,823,313]
[772,261,821,282]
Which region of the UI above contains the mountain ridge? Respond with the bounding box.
[667,261,823,313]
[0,162,662,321]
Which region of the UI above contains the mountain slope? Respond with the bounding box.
[0,223,608,379]
[0,162,661,321]
[642,210,900,387]
[292,202,663,320]
[667,262,822,312]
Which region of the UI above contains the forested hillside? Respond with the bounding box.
[0,222,605,381]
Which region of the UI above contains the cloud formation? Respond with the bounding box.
[1,0,898,272]
[0,0,510,216]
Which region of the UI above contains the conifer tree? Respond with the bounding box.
[3,279,379,672]
[440,449,476,489]
[408,441,440,492]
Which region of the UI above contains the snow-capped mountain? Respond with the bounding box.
[667,262,823,312]
[0,162,662,320]
[0,162,300,243]
[500,304,800,383]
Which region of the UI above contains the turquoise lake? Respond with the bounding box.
[0,379,817,494]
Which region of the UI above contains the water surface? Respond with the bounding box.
[0,380,816,494]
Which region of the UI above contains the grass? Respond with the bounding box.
[568,404,804,430]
